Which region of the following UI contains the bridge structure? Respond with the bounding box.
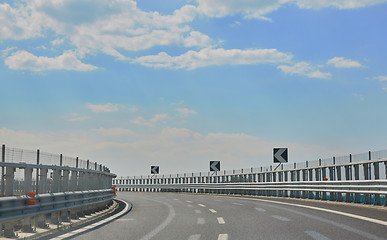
[0,145,116,238]
[114,149,387,205]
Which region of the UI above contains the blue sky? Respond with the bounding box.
[1,0,387,177]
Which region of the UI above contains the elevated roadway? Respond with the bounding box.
[71,192,387,240]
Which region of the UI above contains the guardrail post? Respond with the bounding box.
[39,168,48,193]
[36,149,40,194]
[345,161,352,202]
[70,170,78,191]
[373,161,380,205]
[363,162,371,204]
[1,144,5,197]
[5,166,15,196]
[24,167,33,194]
[322,167,327,200]
[62,170,70,192]
[336,165,343,201]
[52,169,61,193]
[354,164,360,203]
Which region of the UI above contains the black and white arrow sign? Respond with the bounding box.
[273,148,288,163]
[151,166,159,174]
[210,161,220,171]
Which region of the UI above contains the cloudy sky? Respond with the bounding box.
[1,0,387,177]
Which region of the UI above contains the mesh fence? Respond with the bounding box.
[126,149,387,180]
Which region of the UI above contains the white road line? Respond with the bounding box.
[209,209,217,213]
[195,209,202,214]
[218,234,229,240]
[139,200,176,240]
[116,218,136,221]
[51,200,132,240]
[217,217,225,224]
[305,231,331,240]
[230,196,384,239]
[198,204,206,207]
[231,196,387,227]
[173,198,179,201]
[272,215,291,222]
[232,202,243,206]
[186,200,193,203]
[188,234,201,240]
[197,218,206,224]
[255,207,266,212]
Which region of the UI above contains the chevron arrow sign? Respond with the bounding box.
[273,148,288,163]
[151,166,159,174]
[210,161,221,171]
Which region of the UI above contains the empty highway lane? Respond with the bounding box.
[70,192,387,240]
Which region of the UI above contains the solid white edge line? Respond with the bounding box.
[230,196,387,226]
[52,199,131,239]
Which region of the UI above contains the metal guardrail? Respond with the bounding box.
[0,145,117,238]
[115,150,387,206]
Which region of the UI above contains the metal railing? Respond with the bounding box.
[114,150,387,206]
[0,144,116,238]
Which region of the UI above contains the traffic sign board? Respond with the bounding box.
[151,166,159,174]
[273,148,288,163]
[210,161,220,171]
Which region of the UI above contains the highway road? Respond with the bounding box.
[70,192,387,240]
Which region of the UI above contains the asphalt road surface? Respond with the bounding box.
[71,192,387,240]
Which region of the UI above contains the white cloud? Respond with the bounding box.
[327,57,363,68]
[131,116,153,127]
[4,50,98,72]
[374,76,387,82]
[86,103,119,113]
[196,0,387,20]
[132,113,169,127]
[295,0,387,9]
[51,38,65,46]
[278,62,332,79]
[151,113,169,123]
[95,128,134,137]
[134,48,292,70]
[176,108,198,117]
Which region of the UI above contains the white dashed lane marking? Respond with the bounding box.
[186,201,193,203]
[305,231,331,240]
[209,209,217,213]
[198,204,206,207]
[255,207,266,212]
[217,217,226,224]
[218,234,229,240]
[197,218,205,224]
[232,202,243,206]
[272,215,291,222]
[188,234,201,240]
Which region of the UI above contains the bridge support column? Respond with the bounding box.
[39,168,48,194]
[5,166,15,196]
[22,217,34,232]
[354,164,360,203]
[50,211,60,225]
[24,167,33,195]
[345,166,352,202]
[322,167,327,200]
